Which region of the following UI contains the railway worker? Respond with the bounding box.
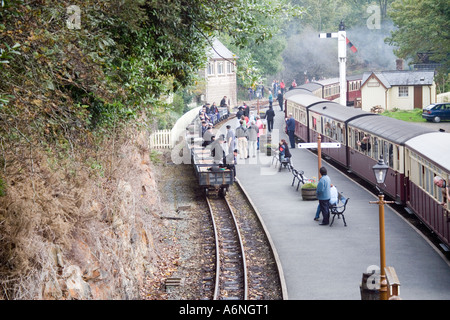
[285,113,296,148]
[433,176,449,208]
[247,120,259,158]
[277,90,283,111]
[226,125,235,155]
[235,120,249,159]
[265,106,275,132]
[316,166,331,225]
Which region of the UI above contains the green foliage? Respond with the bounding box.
[301,182,317,189]
[150,150,163,165]
[382,109,425,122]
[386,0,450,74]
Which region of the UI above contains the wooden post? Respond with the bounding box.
[369,194,395,300]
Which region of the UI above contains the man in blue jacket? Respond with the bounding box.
[316,166,331,225]
[285,113,296,148]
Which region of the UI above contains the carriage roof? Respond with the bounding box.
[405,132,450,172]
[349,116,434,145]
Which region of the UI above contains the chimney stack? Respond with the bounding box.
[396,59,404,70]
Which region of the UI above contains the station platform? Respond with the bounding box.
[227,107,450,300]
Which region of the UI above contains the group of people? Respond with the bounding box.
[199,102,223,134]
[232,103,264,159]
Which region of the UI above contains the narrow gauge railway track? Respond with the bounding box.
[192,107,284,300]
[199,182,284,300]
[205,194,248,300]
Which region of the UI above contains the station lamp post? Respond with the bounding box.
[370,157,394,300]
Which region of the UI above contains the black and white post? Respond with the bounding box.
[319,21,347,107]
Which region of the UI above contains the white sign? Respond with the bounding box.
[298,142,341,149]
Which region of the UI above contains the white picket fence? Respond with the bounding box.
[149,129,172,149]
[149,106,201,149]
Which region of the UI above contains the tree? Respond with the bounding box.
[386,0,450,74]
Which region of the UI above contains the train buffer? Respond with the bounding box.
[385,266,401,300]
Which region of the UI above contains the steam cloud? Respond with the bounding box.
[278,22,399,83]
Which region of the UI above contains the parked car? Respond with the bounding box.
[422,103,450,123]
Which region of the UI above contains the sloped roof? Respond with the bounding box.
[207,39,238,60]
[361,70,435,88]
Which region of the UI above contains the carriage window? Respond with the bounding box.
[331,121,337,140]
[324,118,332,137]
[395,145,400,171]
[383,141,393,168]
[373,137,379,160]
[357,132,371,155]
[337,123,344,143]
[350,130,356,149]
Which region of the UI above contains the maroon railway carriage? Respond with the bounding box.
[405,132,450,248]
[284,91,326,143]
[346,74,362,106]
[347,116,434,203]
[307,101,374,167]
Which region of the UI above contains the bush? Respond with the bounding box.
[301,182,317,189]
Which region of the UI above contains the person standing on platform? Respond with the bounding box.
[226,125,235,155]
[268,90,273,108]
[247,120,259,158]
[235,120,248,159]
[265,106,275,133]
[277,90,284,111]
[280,80,285,94]
[285,113,296,148]
[316,167,331,225]
[314,184,338,221]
